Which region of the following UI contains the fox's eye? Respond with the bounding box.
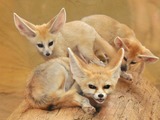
[88,84,96,89]
[124,57,127,61]
[37,43,44,48]
[48,41,53,46]
[103,85,110,89]
[130,61,137,64]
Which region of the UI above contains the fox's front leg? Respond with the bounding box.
[78,45,105,67]
[54,90,96,115]
[95,50,109,64]
[120,71,133,81]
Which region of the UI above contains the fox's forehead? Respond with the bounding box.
[86,65,112,79]
[125,41,142,59]
[35,24,52,41]
[89,71,112,81]
[87,74,113,86]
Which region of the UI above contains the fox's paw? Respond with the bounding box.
[126,73,133,81]
[99,61,106,67]
[90,60,105,67]
[98,54,109,63]
[82,106,96,115]
[121,72,133,81]
[95,61,105,67]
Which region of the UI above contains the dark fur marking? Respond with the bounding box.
[47,104,54,111]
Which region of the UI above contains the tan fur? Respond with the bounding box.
[82,15,159,79]
[82,15,135,44]
[13,9,116,66]
[35,25,50,40]
[25,48,124,114]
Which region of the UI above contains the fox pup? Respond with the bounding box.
[25,48,124,114]
[13,8,116,66]
[81,15,159,80]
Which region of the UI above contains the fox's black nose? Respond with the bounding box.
[121,64,127,72]
[98,94,104,98]
[46,53,51,56]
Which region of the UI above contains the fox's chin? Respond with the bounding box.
[94,99,105,104]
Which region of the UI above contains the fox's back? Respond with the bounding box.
[58,21,96,48]
[25,57,73,107]
[81,15,135,45]
[27,57,70,89]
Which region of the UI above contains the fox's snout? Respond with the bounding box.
[93,92,107,104]
[36,42,54,57]
[121,64,127,72]
[98,94,104,98]
[45,52,51,56]
[43,51,52,57]
[95,93,106,99]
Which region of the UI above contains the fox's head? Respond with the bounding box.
[68,48,124,104]
[13,8,66,57]
[114,37,159,72]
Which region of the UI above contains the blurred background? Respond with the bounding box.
[0,0,160,119]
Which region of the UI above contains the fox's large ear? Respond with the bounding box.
[68,48,89,84]
[49,8,66,34]
[13,13,36,38]
[138,49,159,63]
[109,48,124,80]
[46,17,56,29]
[114,37,129,51]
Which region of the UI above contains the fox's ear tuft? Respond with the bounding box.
[114,36,129,51]
[68,48,87,84]
[49,8,66,34]
[13,13,36,38]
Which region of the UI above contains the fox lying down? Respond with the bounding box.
[25,48,124,114]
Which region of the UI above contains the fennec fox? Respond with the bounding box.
[81,15,159,80]
[13,8,116,66]
[25,48,124,114]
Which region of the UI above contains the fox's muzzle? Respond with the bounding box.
[45,52,51,56]
[121,64,127,72]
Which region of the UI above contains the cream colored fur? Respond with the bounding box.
[81,15,159,80]
[13,9,116,66]
[25,48,124,114]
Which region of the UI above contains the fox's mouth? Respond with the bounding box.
[95,99,105,104]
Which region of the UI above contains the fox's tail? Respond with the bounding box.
[7,100,31,120]
[95,32,116,59]
[24,70,54,110]
[25,89,53,110]
[25,87,65,111]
